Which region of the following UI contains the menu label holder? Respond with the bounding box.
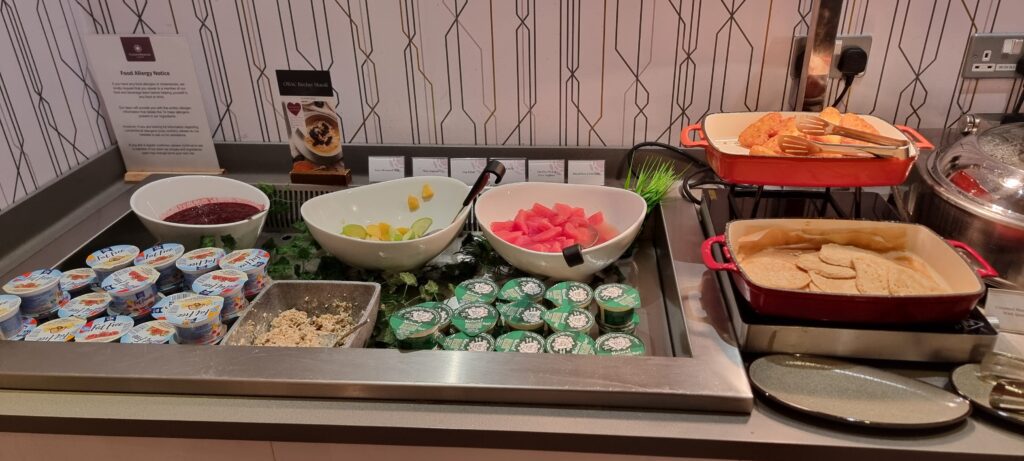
[567,160,606,185]
[491,158,527,183]
[368,156,406,183]
[528,159,566,183]
[450,158,488,185]
[83,35,221,182]
[986,288,1024,335]
[412,157,449,177]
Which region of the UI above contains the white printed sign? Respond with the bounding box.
[412,157,449,177]
[491,158,526,183]
[83,35,219,173]
[450,158,487,185]
[567,160,605,185]
[368,156,405,183]
[986,288,1024,334]
[528,159,565,183]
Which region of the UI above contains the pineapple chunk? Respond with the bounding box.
[421,183,434,201]
[396,227,410,236]
[365,224,382,241]
[408,194,421,211]
[378,222,391,237]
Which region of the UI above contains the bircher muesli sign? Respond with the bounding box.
[277,70,342,165]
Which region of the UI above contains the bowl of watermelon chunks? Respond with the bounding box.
[475,182,647,281]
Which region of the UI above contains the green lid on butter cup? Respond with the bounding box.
[443,332,495,352]
[415,301,452,331]
[544,306,595,334]
[595,333,646,356]
[594,284,640,311]
[389,306,441,341]
[544,281,593,309]
[545,331,597,355]
[454,278,499,304]
[494,330,545,353]
[499,277,546,302]
[504,302,547,332]
[451,302,498,336]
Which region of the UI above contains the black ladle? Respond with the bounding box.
[455,160,506,227]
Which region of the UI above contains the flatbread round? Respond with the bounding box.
[742,258,810,290]
[796,252,857,279]
[851,257,890,295]
[808,272,859,294]
[818,243,882,268]
[888,265,942,295]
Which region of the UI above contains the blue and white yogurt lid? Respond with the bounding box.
[101,266,160,294]
[3,269,62,296]
[25,317,85,342]
[161,295,223,327]
[175,248,226,273]
[135,243,185,269]
[120,320,176,344]
[74,315,134,343]
[86,245,140,271]
[59,268,97,293]
[191,269,247,296]
[218,249,270,272]
[57,292,112,320]
[151,291,197,320]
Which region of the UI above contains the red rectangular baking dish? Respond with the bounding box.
[701,219,997,324]
[680,112,934,187]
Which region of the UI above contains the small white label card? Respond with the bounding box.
[491,158,526,183]
[450,157,487,185]
[567,160,605,185]
[368,156,405,183]
[528,159,565,183]
[986,288,1024,334]
[412,157,449,177]
[83,35,219,174]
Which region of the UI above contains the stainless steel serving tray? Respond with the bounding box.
[0,181,752,413]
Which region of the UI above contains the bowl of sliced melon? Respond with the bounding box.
[301,177,471,271]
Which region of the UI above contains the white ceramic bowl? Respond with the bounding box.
[475,183,647,281]
[130,176,269,249]
[301,177,471,271]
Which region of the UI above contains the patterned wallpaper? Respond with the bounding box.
[1,0,1022,210]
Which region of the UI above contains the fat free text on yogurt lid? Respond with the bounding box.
[86,245,140,275]
[120,319,176,344]
[25,317,86,342]
[74,315,134,343]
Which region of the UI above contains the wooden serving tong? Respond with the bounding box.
[796,116,909,147]
[778,135,909,159]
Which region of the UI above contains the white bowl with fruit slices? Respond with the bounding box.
[301,177,471,271]
[475,183,647,281]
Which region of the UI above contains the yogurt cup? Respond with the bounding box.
[11,317,37,341]
[191,269,248,320]
[3,269,65,319]
[415,302,452,333]
[86,245,140,280]
[493,330,545,353]
[101,265,160,318]
[595,333,646,356]
[545,331,596,355]
[598,310,640,335]
[58,292,112,321]
[152,291,198,320]
[161,295,225,345]
[59,268,98,297]
[499,277,546,303]
[544,306,595,335]
[594,284,640,327]
[545,281,593,309]
[135,243,185,293]
[175,247,226,287]
[218,249,271,298]
[120,319,176,344]
[451,303,499,337]
[500,301,547,333]
[454,278,499,305]
[74,315,134,343]
[0,295,23,339]
[26,317,85,342]
[390,306,441,350]
[442,332,495,352]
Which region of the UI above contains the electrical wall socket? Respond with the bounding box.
[962,33,1023,79]
[791,35,873,79]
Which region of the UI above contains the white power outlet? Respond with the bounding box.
[791,35,873,79]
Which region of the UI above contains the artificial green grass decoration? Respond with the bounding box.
[624,158,686,212]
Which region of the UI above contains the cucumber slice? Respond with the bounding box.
[409,217,432,238]
[342,224,367,239]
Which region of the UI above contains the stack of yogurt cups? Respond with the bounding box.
[134,243,186,294]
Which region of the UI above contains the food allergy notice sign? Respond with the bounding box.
[84,35,219,174]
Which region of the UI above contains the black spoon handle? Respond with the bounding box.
[462,160,506,206]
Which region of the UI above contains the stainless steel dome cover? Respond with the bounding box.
[925,122,1024,226]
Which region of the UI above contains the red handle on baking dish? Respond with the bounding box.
[894,125,934,150]
[701,235,738,272]
[680,123,709,148]
[946,239,999,278]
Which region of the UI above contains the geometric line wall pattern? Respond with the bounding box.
[0,0,1021,210]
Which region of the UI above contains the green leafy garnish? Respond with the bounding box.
[624,158,687,212]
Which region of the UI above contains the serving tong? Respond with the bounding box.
[780,115,911,159]
[980,351,1024,414]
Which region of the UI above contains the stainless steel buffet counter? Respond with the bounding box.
[0,144,1022,460]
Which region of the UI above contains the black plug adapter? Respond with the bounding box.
[837,47,868,76]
